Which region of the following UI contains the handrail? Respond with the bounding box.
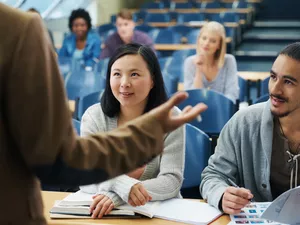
[42,0,63,19]
[14,0,25,8]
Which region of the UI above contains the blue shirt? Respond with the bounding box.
[59,31,101,67]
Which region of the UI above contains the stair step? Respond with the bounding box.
[243,28,300,41]
[254,21,300,28]
[235,51,278,57]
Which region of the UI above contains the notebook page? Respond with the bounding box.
[153,199,222,225]
[59,191,94,206]
[116,201,160,218]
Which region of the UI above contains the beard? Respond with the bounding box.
[270,94,290,118]
[271,109,291,118]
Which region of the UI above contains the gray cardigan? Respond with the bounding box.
[80,104,185,207]
[200,101,275,210]
[184,54,239,102]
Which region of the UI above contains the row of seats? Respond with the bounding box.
[109,10,247,24]
[141,1,252,10]
[95,24,237,55]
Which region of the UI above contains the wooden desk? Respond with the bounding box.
[147,22,239,28]
[42,191,230,225]
[177,71,270,92]
[154,39,231,51]
[238,71,269,81]
[68,100,75,113]
[155,44,196,51]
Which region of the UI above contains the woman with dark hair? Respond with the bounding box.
[58,8,101,68]
[80,43,185,218]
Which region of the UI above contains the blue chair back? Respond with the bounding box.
[260,77,270,97]
[197,2,222,9]
[207,13,223,23]
[238,76,248,102]
[186,29,200,44]
[166,56,185,82]
[142,2,164,9]
[163,72,178,96]
[254,94,269,104]
[72,119,81,135]
[133,10,148,22]
[77,91,103,120]
[182,124,211,188]
[170,2,193,10]
[158,57,172,71]
[144,13,171,23]
[178,89,236,134]
[65,70,104,100]
[167,25,192,37]
[97,23,115,35]
[233,1,248,8]
[147,28,161,41]
[177,13,206,23]
[152,29,182,44]
[172,49,196,60]
[221,12,240,23]
[135,24,154,33]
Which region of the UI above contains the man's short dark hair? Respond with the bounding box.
[101,43,168,117]
[279,42,300,61]
[68,8,92,31]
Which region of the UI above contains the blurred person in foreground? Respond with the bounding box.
[0,3,207,225]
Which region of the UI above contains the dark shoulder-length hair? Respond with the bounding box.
[68,8,92,31]
[101,43,168,117]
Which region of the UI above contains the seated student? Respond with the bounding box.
[59,8,101,68]
[99,9,155,59]
[200,42,300,215]
[184,21,239,102]
[80,43,185,218]
[27,7,55,48]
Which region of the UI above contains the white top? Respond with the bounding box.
[79,104,185,207]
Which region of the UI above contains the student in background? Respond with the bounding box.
[59,8,101,68]
[99,9,154,59]
[184,21,239,102]
[80,43,185,218]
[27,7,55,48]
[200,42,300,214]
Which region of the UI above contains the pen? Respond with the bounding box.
[228,178,240,188]
[227,178,253,202]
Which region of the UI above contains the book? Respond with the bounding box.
[50,200,136,217]
[52,190,223,224]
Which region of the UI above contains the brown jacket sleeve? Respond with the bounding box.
[5,12,164,186]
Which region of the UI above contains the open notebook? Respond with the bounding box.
[51,190,223,224]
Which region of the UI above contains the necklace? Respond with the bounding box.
[278,118,300,155]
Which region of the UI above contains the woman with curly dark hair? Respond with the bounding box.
[59,8,101,68]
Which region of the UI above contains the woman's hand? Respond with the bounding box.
[194,53,206,66]
[128,183,152,206]
[90,194,114,218]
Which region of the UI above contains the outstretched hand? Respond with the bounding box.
[149,92,207,133]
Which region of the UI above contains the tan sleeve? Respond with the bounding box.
[6,14,164,185]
